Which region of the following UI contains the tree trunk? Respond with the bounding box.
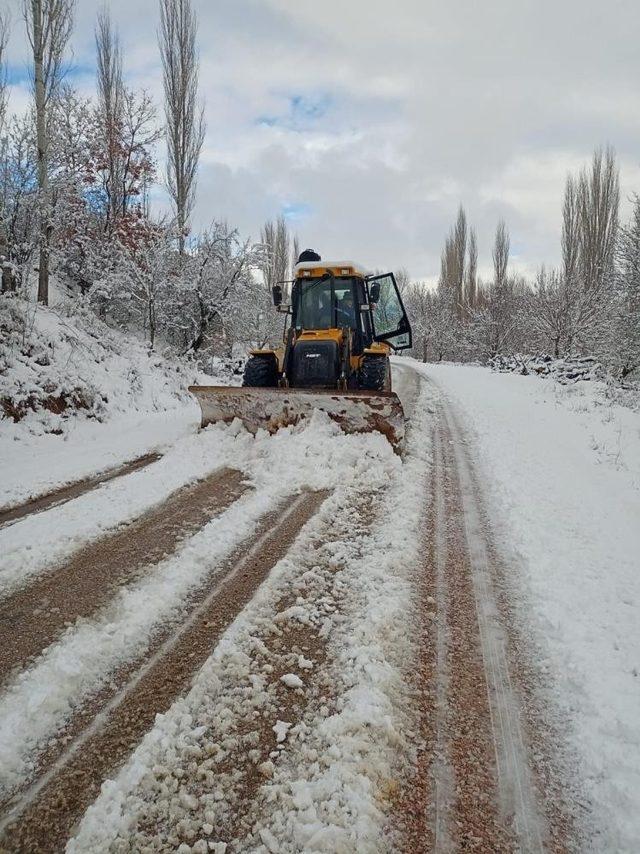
[184,294,208,354]
[1,264,17,293]
[33,0,50,306]
[148,299,156,349]
[178,206,185,255]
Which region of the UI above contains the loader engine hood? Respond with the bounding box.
[290,336,340,387]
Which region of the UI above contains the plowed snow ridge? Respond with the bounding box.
[0,468,247,682]
[0,412,401,802]
[0,486,290,793]
[0,452,162,528]
[66,371,430,852]
[0,490,330,851]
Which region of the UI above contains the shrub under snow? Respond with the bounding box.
[488,353,604,384]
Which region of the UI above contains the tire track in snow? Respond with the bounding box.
[0,467,247,683]
[430,425,456,852]
[0,452,162,529]
[393,412,455,854]
[432,406,515,852]
[396,369,549,853]
[0,488,330,853]
[440,401,548,852]
[440,390,582,852]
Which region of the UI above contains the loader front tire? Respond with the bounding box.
[242,355,278,387]
[359,356,390,392]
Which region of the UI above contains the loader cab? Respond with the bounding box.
[292,274,362,345]
[290,263,412,353]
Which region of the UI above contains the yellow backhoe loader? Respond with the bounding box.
[189,258,412,448]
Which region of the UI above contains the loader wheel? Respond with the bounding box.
[359,356,390,392]
[242,355,278,387]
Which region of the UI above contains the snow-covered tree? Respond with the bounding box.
[169,223,268,355]
[90,220,169,347]
[611,195,640,378]
[0,112,39,279]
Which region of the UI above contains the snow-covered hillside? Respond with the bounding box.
[0,294,238,506]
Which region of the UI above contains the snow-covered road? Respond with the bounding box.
[410,360,640,853]
[0,361,638,852]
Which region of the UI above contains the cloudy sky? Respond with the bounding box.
[4,0,640,281]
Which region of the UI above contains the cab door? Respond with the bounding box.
[366,272,412,350]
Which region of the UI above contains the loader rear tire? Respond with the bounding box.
[359,356,390,392]
[242,355,278,387]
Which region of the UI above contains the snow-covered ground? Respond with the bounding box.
[410,359,640,852]
[0,295,237,506]
[0,413,407,801]
[3,330,640,849]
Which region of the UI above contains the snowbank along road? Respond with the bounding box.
[1,360,629,852]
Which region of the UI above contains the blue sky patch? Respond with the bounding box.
[5,64,30,86]
[5,60,95,87]
[257,92,332,131]
[282,201,312,221]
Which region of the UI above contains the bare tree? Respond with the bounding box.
[561,174,580,286]
[439,205,467,318]
[95,6,124,232]
[577,147,619,292]
[23,0,75,305]
[452,206,467,309]
[0,8,9,277]
[465,227,477,309]
[159,0,205,255]
[394,267,410,293]
[260,216,290,291]
[404,281,432,361]
[0,9,9,137]
[492,219,509,290]
[118,88,161,219]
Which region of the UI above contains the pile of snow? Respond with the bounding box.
[488,353,603,384]
[0,294,236,439]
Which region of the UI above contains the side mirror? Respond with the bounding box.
[369,282,380,303]
[272,284,283,307]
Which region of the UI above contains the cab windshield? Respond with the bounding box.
[294,277,357,329]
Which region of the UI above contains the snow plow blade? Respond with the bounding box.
[188,386,405,449]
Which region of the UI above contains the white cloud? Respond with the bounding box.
[4,0,640,280]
